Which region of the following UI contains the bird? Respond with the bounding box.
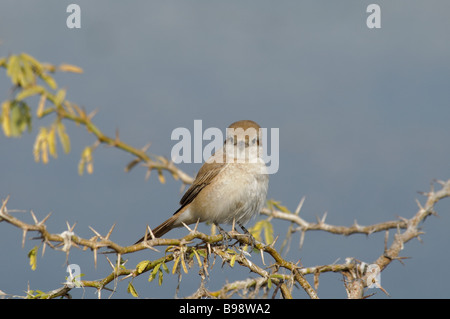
[135,120,269,243]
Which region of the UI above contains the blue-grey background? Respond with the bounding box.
[1,1,449,299]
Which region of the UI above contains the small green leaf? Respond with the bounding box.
[158,268,164,286]
[58,64,83,73]
[47,125,57,158]
[136,260,150,274]
[161,262,169,274]
[127,282,139,298]
[54,89,66,107]
[272,200,291,214]
[1,101,12,136]
[8,101,32,137]
[172,256,180,274]
[7,55,20,85]
[263,220,274,245]
[192,249,202,267]
[230,254,237,268]
[56,121,71,154]
[28,246,38,271]
[40,72,57,90]
[16,85,45,101]
[151,263,162,277]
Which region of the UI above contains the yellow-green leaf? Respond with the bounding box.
[192,249,202,267]
[37,93,46,118]
[79,146,94,175]
[172,256,180,274]
[54,89,66,107]
[8,101,32,137]
[157,169,165,184]
[7,55,20,85]
[180,253,188,274]
[250,220,264,242]
[136,260,150,274]
[272,200,291,214]
[59,64,83,73]
[263,220,274,245]
[20,53,44,73]
[34,127,50,163]
[56,121,71,154]
[151,262,162,278]
[28,246,38,271]
[161,262,169,274]
[40,72,57,90]
[230,254,237,268]
[1,101,12,137]
[127,282,139,298]
[158,268,164,285]
[48,126,57,158]
[16,85,45,101]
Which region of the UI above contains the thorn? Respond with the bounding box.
[66,221,76,232]
[141,142,151,152]
[384,230,389,252]
[378,285,390,297]
[87,108,99,120]
[22,229,27,248]
[270,235,279,248]
[147,225,156,240]
[42,242,47,257]
[294,196,305,216]
[140,227,149,243]
[89,226,102,238]
[332,257,341,265]
[30,210,38,224]
[435,179,445,186]
[321,212,327,224]
[143,242,160,252]
[93,248,98,268]
[39,212,52,226]
[299,231,305,250]
[105,224,116,240]
[145,167,152,181]
[415,198,424,211]
[105,256,115,270]
[193,219,200,233]
[1,195,10,209]
[116,253,122,273]
[260,248,265,265]
[181,222,193,233]
[314,272,320,291]
[120,273,134,282]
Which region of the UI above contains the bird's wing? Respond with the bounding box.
[177,161,226,210]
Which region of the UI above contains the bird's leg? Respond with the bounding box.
[237,222,258,250]
[214,223,231,248]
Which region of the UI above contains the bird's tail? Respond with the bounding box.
[134,215,178,244]
[134,206,188,244]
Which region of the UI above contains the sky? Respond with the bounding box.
[1,1,450,299]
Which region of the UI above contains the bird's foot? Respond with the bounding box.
[238,222,258,251]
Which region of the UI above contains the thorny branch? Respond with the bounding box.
[1,179,449,299]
